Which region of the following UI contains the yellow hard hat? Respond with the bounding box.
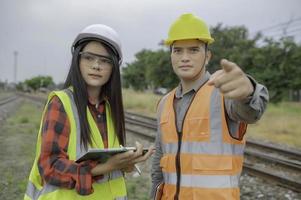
[164,13,214,45]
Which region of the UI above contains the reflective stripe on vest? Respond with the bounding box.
[162,141,244,155]
[25,181,40,200]
[159,84,246,200]
[115,197,128,200]
[25,89,127,200]
[161,184,240,200]
[162,172,240,188]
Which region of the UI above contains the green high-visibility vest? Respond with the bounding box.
[24,89,127,200]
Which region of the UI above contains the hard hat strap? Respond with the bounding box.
[192,49,208,80]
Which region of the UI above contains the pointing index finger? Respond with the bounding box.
[220,59,236,73]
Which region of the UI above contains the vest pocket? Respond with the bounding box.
[192,155,233,173]
[185,118,209,140]
[160,116,178,143]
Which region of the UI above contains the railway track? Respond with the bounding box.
[0,95,20,122]
[0,95,19,106]
[6,93,301,192]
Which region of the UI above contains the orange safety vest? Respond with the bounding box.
[159,83,247,200]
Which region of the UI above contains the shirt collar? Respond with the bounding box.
[88,95,106,107]
[175,71,211,98]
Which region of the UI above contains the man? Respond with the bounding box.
[151,13,269,200]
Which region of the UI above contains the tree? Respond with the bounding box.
[122,50,150,91]
[122,49,178,90]
[249,37,301,102]
[24,76,54,91]
[145,49,178,89]
[208,24,260,73]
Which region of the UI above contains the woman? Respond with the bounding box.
[24,24,154,200]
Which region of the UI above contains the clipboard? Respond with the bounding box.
[75,147,148,163]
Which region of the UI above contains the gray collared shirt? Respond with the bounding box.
[173,72,211,132]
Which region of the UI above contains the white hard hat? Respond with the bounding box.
[72,24,123,65]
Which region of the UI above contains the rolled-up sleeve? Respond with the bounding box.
[150,129,163,198]
[150,98,166,198]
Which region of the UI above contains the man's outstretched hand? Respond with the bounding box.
[208,59,254,100]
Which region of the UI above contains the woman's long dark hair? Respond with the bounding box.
[64,40,125,150]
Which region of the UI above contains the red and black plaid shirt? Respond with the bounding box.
[38,96,108,195]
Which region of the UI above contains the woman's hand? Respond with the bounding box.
[121,142,156,174]
[130,142,155,164]
[91,142,155,176]
[91,150,136,176]
[121,164,135,173]
[106,150,137,170]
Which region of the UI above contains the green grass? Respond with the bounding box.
[126,176,150,199]
[0,100,42,200]
[247,102,301,148]
[122,89,162,118]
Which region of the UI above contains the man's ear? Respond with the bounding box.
[205,50,212,65]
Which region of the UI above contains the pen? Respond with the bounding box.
[120,145,141,175]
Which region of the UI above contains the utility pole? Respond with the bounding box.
[13,51,18,83]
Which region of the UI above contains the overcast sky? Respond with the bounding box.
[1,0,301,83]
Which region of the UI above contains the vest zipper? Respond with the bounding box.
[174,131,182,200]
[173,87,201,199]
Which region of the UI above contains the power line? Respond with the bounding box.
[261,21,301,33]
[260,25,301,36]
[264,27,301,38]
[287,27,301,34]
[256,17,301,33]
[250,17,301,43]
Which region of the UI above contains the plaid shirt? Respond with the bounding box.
[38,96,108,195]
